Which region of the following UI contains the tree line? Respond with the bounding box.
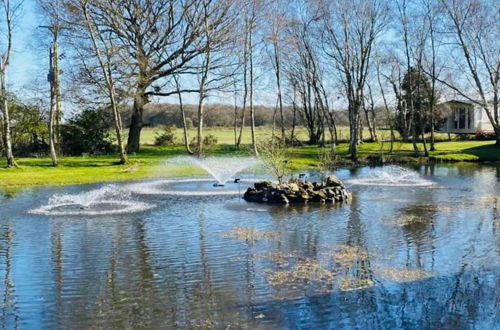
[0,0,498,166]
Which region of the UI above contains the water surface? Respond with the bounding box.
[0,164,499,329]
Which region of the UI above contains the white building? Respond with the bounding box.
[439,100,493,134]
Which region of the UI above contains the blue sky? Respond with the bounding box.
[8,0,41,96]
[5,0,278,107]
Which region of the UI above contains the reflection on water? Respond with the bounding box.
[0,164,499,329]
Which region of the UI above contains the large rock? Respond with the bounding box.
[243,188,266,203]
[326,175,344,187]
[244,178,351,205]
[288,183,300,192]
[254,181,273,190]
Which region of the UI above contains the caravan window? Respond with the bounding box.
[459,108,466,129]
[468,108,473,129]
[452,105,473,130]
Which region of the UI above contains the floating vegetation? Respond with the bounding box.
[434,204,457,213]
[325,245,370,267]
[338,277,374,291]
[376,267,432,283]
[221,227,278,243]
[478,194,500,207]
[265,259,336,292]
[393,215,433,227]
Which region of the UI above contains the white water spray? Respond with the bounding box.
[29,185,155,216]
[167,156,261,184]
[347,166,434,187]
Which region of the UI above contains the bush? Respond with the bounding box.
[203,134,218,148]
[258,137,291,184]
[475,129,496,141]
[0,97,48,157]
[189,133,218,154]
[61,109,114,156]
[154,126,176,145]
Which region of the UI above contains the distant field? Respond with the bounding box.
[137,125,456,145]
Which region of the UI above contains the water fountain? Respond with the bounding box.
[171,156,260,185]
[346,165,434,187]
[126,156,262,196]
[29,185,154,216]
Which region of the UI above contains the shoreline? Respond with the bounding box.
[0,141,498,190]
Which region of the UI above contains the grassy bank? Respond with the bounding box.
[0,134,498,190]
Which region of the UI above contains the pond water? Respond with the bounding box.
[0,164,499,329]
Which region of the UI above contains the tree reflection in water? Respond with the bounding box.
[0,164,498,329]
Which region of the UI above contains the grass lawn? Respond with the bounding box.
[0,126,498,190]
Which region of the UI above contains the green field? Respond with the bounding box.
[0,126,498,190]
[138,126,454,145]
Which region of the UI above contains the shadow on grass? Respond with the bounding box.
[461,143,500,161]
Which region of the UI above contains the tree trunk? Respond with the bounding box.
[173,75,193,155]
[429,105,436,151]
[273,40,285,142]
[196,100,205,156]
[290,92,297,144]
[421,124,428,157]
[196,49,211,157]
[271,101,277,139]
[349,102,360,161]
[48,45,58,167]
[113,111,127,164]
[248,18,257,156]
[127,92,145,154]
[0,68,14,168]
[236,19,250,151]
[53,34,62,152]
[233,81,238,149]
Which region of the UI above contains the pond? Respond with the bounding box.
[0,164,499,329]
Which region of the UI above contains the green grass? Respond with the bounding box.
[0,126,498,190]
[139,126,454,145]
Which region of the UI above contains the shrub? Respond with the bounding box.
[189,134,218,154]
[154,126,176,145]
[318,148,338,182]
[258,136,291,184]
[61,109,113,156]
[475,129,496,141]
[0,98,48,157]
[203,134,218,148]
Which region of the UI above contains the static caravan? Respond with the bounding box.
[439,100,493,134]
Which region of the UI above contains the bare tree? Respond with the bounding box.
[247,0,258,155]
[72,0,128,164]
[193,0,236,156]
[422,0,441,151]
[286,16,328,145]
[376,57,396,153]
[0,0,20,167]
[83,0,233,153]
[235,15,249,150]
[320,0,387,160]
[264,0,287,142]
[362,84,377,142]
[437,0,500,145]
[397,0,419,152]
[173,73,193,154]
[39,0,64,166]
[234,0,259,154]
